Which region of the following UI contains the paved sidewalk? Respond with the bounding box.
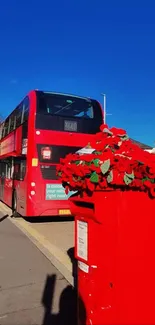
[0,212,77,325]
[0,202,74,286]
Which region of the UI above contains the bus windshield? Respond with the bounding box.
[36,91,103,134]
[37,92,95,118]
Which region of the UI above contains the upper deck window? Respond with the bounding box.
[37,92,95,119]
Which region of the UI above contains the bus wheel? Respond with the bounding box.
[12,191,19,218]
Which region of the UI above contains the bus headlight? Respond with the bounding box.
[30,190,35,196]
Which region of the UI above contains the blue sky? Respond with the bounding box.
[0,0,155,145]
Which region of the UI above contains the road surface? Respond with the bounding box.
[0,212,77,325]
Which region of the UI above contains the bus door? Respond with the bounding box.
[13,158,27,216]
[3,159,13,207]
[0,162,5,201]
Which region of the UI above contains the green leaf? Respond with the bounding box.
[75,160,80,165]
[107,170,113,183]
[120,134,129,141]
[92,159,100,167]
[103,128,113,135]
[100,159,110,175]
[124,174,133,185]
[90,172,99,183]
[117,132,127,137]
[142,177,155,184]
[125,171,134,180]
[142,177,149,181]
[94,150,102,155]
[137,160,144,165]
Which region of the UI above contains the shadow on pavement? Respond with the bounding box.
[42,274,78,325]
[41,249,86,325]
[0,214,8,222]
[67,247,78,289]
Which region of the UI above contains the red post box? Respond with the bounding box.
[70,190,155,325]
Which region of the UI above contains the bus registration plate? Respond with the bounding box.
[64,120,77,132]
[59,209,71,215]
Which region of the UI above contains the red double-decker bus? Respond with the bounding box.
[0,90,103,217]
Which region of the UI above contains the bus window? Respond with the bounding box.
[23,97,29,122]
[36,91,103,134]
[9,113,16,133]
[6,162,12,179]
[2,127,5,138]
[14,159,26,181]
[0,123,4,139]
[14,163,20,180]
[15,104,23,128]
[20,160,26,180]
[4,117,9,137]
[37,92,94,119]
[0,162,6,177]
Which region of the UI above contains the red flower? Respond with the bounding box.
[99,178,108,189]
[100,124,109,132]
[150,184,155,197]
[111,170,124,185]
[149,167,155,175]
[114,157,131,173]
[95,132,104,141]
[90,165,101,173]
[131,179,143,188]
[65,186,69,195]
[57,122,155,199]
[110,127,126,136]
[145,167,155,179]
[90,141,106,151]
[143,180,152,189]
[86,179,95,192]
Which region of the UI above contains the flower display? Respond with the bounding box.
[57,124,155,197]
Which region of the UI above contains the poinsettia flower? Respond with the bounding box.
[110,127,127,136]
[86,179,95,192]
[149,167,155,175]
[94,132,104,141]
[143,180,152,188]
[110,170,124,185]
[100,124,109,132]
[150,184,155,197]
[99,178,108,188]
[57,123,155,199]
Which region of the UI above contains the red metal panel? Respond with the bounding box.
[71,191,155,325]
[3,178,13,207]
[15,126,22,154]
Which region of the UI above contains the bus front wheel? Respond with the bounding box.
[12,191,19,218]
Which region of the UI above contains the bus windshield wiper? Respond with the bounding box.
[55,101,75,115]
